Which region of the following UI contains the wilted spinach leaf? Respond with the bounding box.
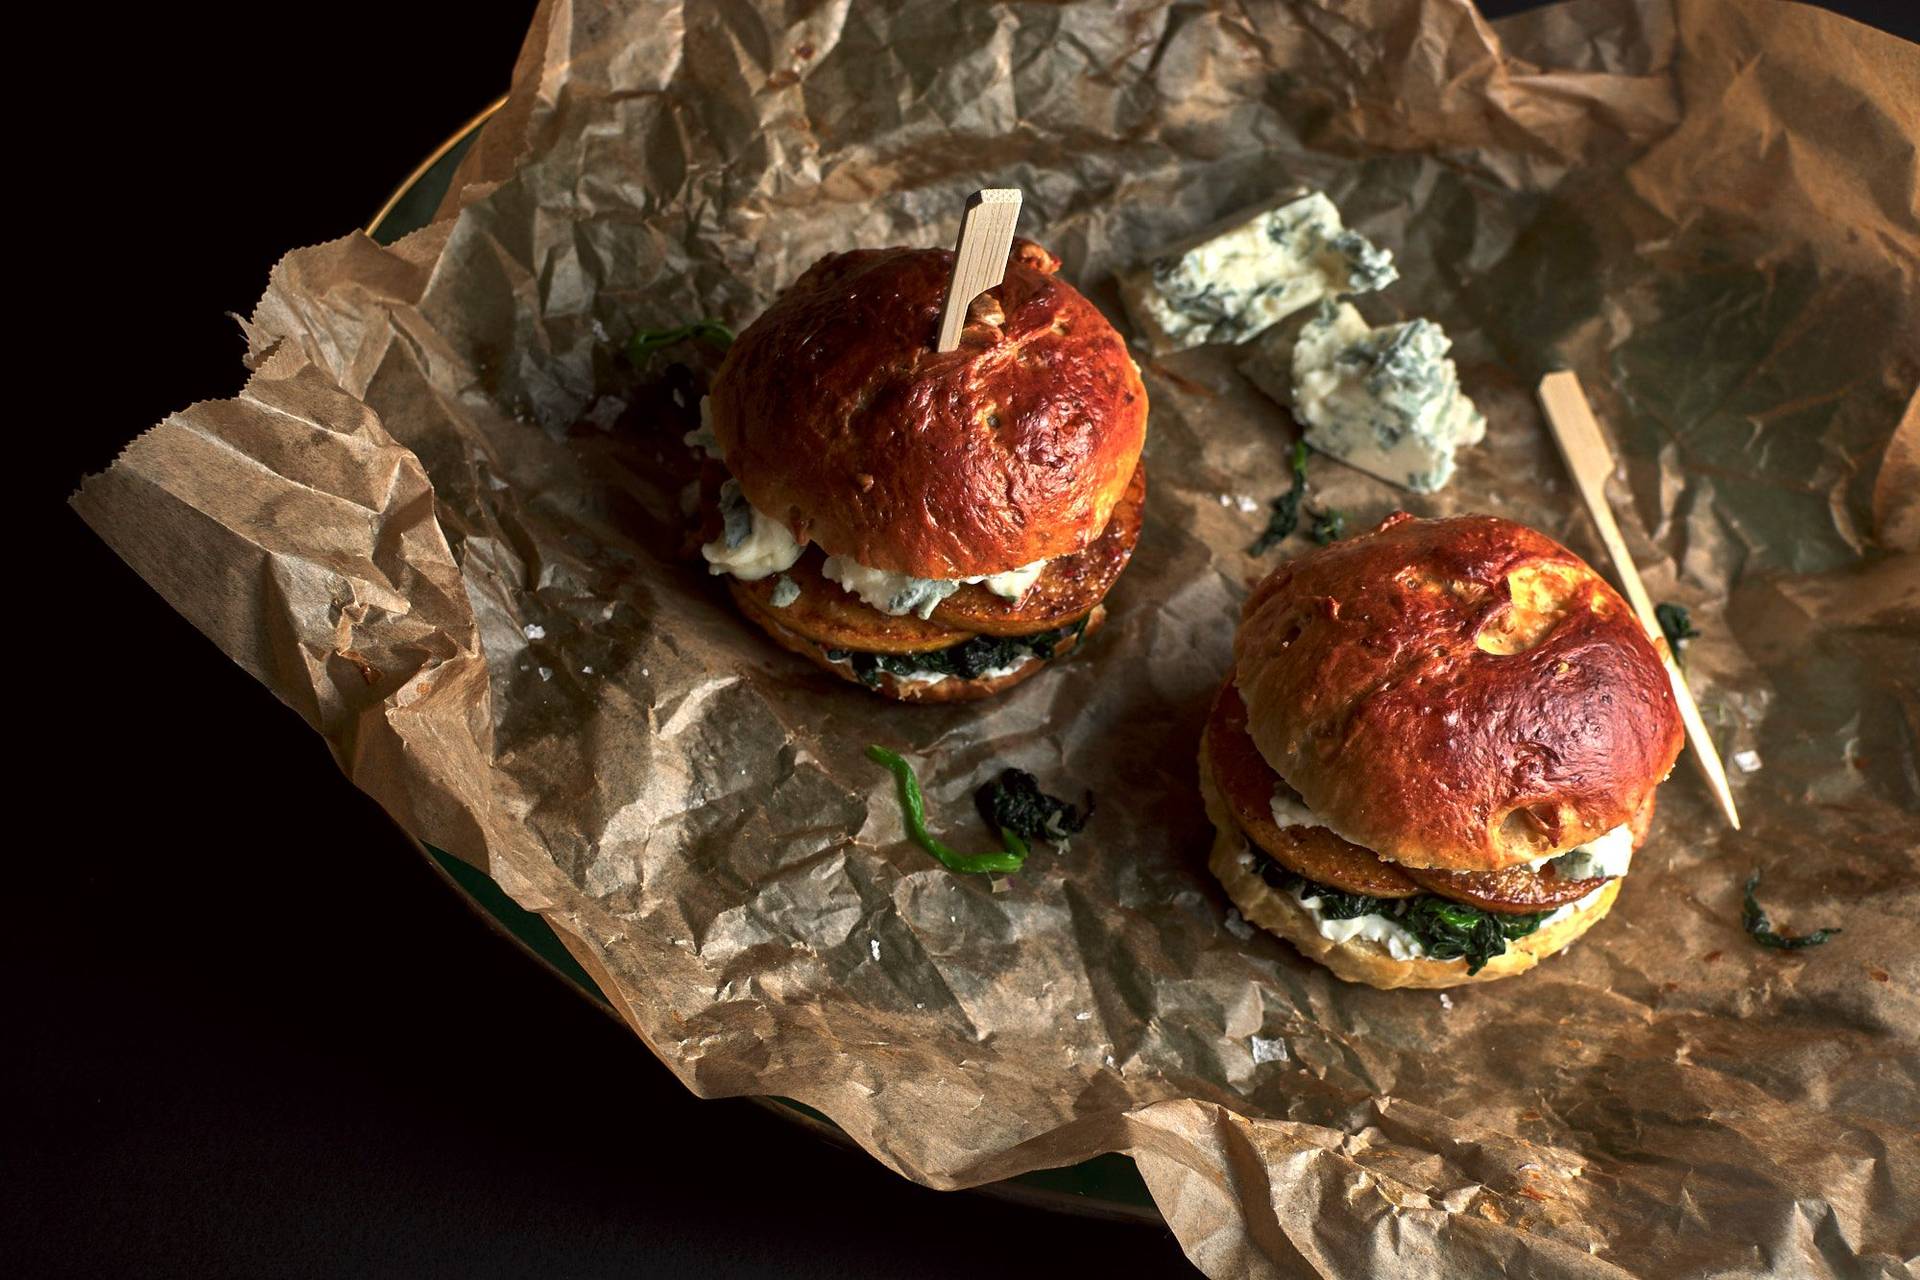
[1249,441,1311,556]
[1309,508,1346,545]
[974,769,1092,844]
[1656,601,1700,652]
[828,617,1089,688]
[1742,869,1841,950]
[1253,854,1548,974]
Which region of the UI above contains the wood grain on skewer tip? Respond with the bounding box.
[1538,370,1742,831]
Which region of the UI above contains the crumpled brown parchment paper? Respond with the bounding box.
[74,1,1919,1275]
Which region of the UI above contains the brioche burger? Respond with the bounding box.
[690,238,1148,701]
[1202,513,1685,988]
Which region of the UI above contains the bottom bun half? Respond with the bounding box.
[1200,752,1621,989]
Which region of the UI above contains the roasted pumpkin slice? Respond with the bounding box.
[730,550,974,655]
[931,463,1146,636]
[1204,676,1419,899]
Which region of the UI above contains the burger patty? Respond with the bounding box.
[1205,676,1616,914]
[1204,680,1418,898]
[721,463,1145,652]
[732,548,972,654]
[929,463,1145,635]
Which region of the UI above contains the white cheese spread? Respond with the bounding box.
[1121,191,1397,353]
[1287,875,1609,958]
[1526,822,1634,881]
[1290,300,1486,494]
[701,480,804,580]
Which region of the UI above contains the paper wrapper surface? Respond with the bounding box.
[75,1,1919,1275]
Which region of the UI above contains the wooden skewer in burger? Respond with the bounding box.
[1202,512,1685,987]
[691,191,1149,701]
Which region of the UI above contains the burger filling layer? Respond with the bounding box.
[820,555,1048,619]
[691,401,1051,616]
[1242,846,1609,972]
[1270,788,1634,883]
[821,617,1088,689]
[1258,784,1628,971]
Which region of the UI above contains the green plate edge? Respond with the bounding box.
[376,120,1156,1219]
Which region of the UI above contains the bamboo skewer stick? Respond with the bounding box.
[1537,370,1742,831]
[935,189,1022,353]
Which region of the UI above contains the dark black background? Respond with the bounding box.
[24,3,1917,1277]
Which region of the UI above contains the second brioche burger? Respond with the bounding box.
[693,239,1148,701]
[1203,513,1685,988]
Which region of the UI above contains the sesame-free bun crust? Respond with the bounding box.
[1200,760,1622,989]
[1235,513,1683,873]
[708,239,1148,579]
[750,604,1104,703]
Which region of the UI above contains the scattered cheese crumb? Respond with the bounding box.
[869,938,881,961]
[537,666,553,682]
[581,665,594,675]
[1734,750,1762,773]
[523,623,546,640]
[1439,992,1454,1011]
[1075,1011,1093,1022]
[1250,1036,1289,1065]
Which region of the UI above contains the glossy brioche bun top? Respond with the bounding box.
[707,239,1148,578]
[1233,512,1683,873]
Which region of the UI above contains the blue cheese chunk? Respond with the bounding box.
[701,480,804,580]
[1290,301,1485,494]
[821,555,1049,619]
[1121,191,1397,354]
[1527,823,1634,881]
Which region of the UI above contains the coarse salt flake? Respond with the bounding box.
[1250,1036,1289,1065]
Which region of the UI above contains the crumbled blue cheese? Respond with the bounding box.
[701,480,804,580]
[1289,300,1485,494]
[1527,823,1634,880]
[1120,191,1397,353]
[768,574,801,608]
[820,555,1049,619]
